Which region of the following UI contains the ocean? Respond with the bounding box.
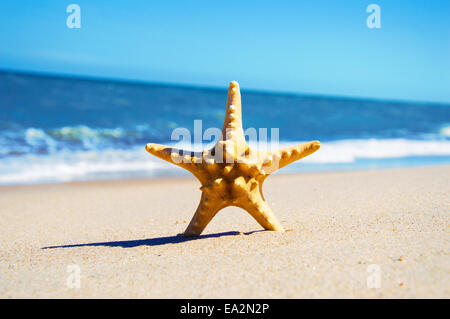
[1,71,449,185]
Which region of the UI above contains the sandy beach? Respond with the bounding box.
[0,165,448,298]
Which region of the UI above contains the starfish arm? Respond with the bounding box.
[242,194,285,232]
[263,140,321,173]
[145,143,199,173]
[183,193,222,237]
[221,81,246,144]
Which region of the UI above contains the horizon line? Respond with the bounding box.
[1,68,448,106]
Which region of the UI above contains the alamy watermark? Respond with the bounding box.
[366,264,381,288]
[366,4,381,29]
[66,4,81,29]
[160,120,285,175]
[66,264,81,288]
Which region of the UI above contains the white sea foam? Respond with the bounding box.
[1,138,450,185]
[440,125,450,137]
[291,138,450,163]
[0,148,170,185]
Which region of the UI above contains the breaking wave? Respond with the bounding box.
[1,138,450,185]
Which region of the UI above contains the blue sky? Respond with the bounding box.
[0,0,449,103]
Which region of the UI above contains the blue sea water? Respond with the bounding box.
[0,71,449,185]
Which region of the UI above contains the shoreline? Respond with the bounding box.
[1,165,449,298]
[2,161,450,189]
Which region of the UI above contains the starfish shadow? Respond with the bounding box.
[41,230,264,249]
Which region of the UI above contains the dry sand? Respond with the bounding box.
[0,165,449,298]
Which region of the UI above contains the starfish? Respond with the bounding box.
[145,81,320,237]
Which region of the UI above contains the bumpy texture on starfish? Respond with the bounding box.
[145,81,320,237]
